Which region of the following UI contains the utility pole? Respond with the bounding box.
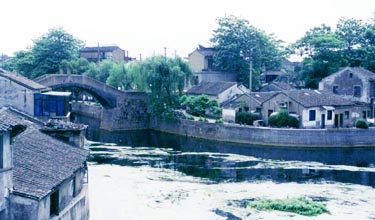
[249,47,254,93]
[164,47,167,60]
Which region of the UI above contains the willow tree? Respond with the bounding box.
[127,56,193,115]
[210,15,284,89]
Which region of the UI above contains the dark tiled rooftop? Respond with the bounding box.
[0,68,49,91]
[0,109,89,200]
[80,46,122,53]
[187,81,237,96]
[285,90,354,107]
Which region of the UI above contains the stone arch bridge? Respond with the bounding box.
[35,74,149,130]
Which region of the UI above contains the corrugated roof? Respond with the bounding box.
[0,109,89,200]
[187,81,237,96]
[0,68,49,91]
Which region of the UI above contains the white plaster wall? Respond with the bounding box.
[188,52,205,72]
[222,109,236,123]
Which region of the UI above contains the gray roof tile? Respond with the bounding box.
[0,109,89,200]
[187,81,237,96]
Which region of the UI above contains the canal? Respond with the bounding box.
[87,129,375,220]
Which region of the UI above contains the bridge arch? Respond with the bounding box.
[34,74,124,108]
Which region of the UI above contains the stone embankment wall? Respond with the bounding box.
[71,92,149,130]
[150,118,375,147]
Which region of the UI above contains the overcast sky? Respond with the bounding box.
[1,0,374,59]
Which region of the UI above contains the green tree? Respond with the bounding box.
[106,63,132,90]
[128,56,192,115]
[11,27,83,79]
[210,15,284,89]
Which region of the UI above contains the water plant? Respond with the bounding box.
[248,197,330,216]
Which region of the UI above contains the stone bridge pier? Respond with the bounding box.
[35,74,150,130]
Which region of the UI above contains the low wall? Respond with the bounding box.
[151,118,375,147]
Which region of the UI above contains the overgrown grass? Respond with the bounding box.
[248,197,330,216]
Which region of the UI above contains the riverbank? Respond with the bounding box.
[150,118,375,147]
[72,103,375,147]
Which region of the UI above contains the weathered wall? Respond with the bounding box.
[53,185,89,220]
[9,195,39,220]
[196,72,237,83]
[151,118,375,147]
[0,75,35,116]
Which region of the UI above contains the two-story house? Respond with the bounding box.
[319,67,375,118]
[79,45,134,63]
[0,108,89,220]
[188,45,237,84]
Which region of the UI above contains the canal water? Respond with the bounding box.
[87,129,375,220]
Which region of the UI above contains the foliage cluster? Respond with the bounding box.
[7,28,83,79]
[292,17,375,88]
[235,111,259,125]
[180,95,222,118]
[355,118,369,129]
[248,197,330,216]
[268,110,299,128]
[210,15,284,89]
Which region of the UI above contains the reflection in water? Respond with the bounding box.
[88,130,375,187]
[86,129,375,220]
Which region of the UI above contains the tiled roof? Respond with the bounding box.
[187,81,237,96]
[222,92,277,109]
[80,46,123,53]
[0,110,21,132]
[285,90,354,107]
[0,109,89,200]
[260,81,293,92]
[190,45,216,57]
[0,68,49,91]
[326,67,375,81]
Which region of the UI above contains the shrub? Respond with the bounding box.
[356,118,368,129]
[235,112,259,125]
[269,110,299,128]
[248,197,330,216]
[180,95,220,117]
[288,116,300,128]
[215,119,224,124]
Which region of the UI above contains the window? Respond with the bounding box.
[363,111,367,119]
[309,110,316,121]
[345,111,350,119]
[354,86,361,97]
[34,94,67,116]
[50,190,59,216]
[327,110,333,120]
[268,109,274,117]
[333,85,338,94]
[349,72,353,78]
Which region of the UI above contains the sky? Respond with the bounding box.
[1,0,374,60]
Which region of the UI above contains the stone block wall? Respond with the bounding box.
[151,117,375,147]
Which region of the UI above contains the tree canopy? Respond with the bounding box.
[126,56,193,115]
[210,15,284,89]
[10,27,83,79]
[291,16,375,88]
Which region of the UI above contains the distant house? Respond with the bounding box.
[187,45,236,83]
[319,67,375,118]
[186,81,245,104]
[221,92,277,123]
[0,108,89,220]
[261,90,368,128]
[260,81,295,92]
[79,45,134,63]
[261,70,284,83]
[0,69,71,119]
